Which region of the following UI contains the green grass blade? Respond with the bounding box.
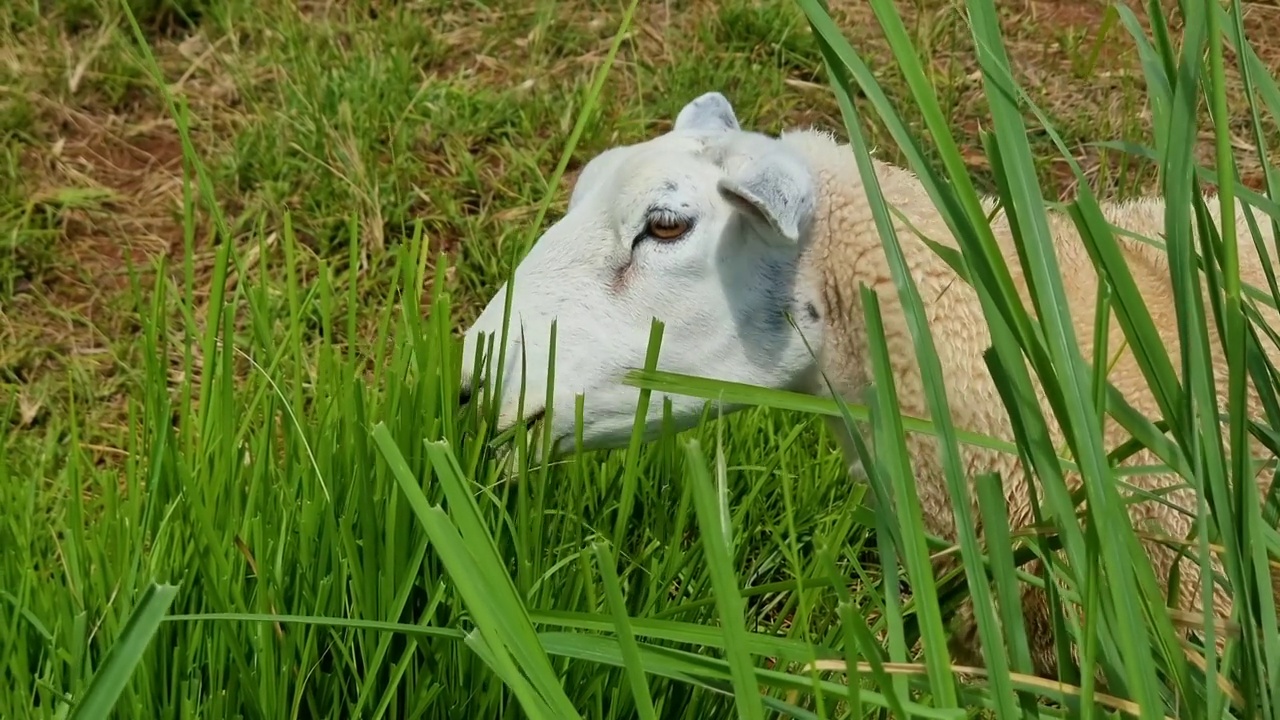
[859,286,959,705]
[372,424,582,720]
[592,541,659,720]
[623,368,1054,467]
[683,439,767,720]
[67,583,179,720]
[614,319,666,544]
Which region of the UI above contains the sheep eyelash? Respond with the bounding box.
[631,208,695,248]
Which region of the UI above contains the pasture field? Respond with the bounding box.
[4,0,1280,717]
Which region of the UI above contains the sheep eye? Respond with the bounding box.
[646,216,690,241]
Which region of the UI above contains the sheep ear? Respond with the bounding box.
[717,151,815,245]
[673,92,740,133]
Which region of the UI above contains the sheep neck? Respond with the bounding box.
[781,128,999,542]
[783,130,959,413]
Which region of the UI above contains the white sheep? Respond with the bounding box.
[458,91,1280,680]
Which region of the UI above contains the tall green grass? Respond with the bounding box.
[4,0,1280,718]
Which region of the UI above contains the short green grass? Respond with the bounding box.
[4,0,1280,717]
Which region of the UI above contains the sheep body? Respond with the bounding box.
[781,126,1280,676]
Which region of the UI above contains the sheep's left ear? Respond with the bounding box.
[674,92,740,133]
[717,151,815,246]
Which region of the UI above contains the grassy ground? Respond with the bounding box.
[5,0,1280,465]
[3,0,1280,717]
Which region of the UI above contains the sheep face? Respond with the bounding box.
[459,92,826,458]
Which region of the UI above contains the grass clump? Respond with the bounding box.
[3,0,1280,717]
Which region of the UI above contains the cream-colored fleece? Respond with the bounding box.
[779,127,1280,679]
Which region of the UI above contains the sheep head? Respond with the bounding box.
[459,91,827,458]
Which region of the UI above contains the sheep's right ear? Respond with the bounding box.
[717,151,815,246]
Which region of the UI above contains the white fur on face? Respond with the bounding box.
[459,92,826,457]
